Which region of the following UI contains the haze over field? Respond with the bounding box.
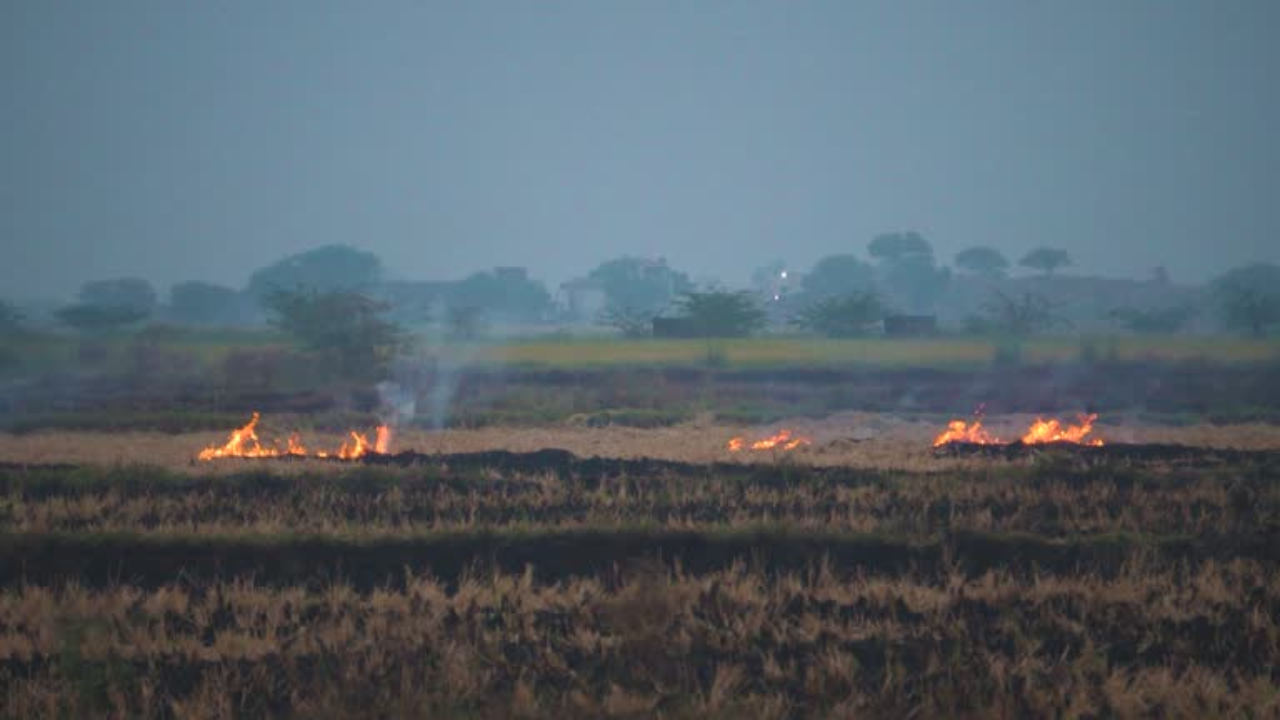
[2,1,1279,300]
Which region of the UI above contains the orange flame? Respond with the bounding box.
[198,414,394,461]
[933,413,1105,448]
[198,412,284,460]
[932,419,1001,447]
[1020,414,1103,446]
[727,429,812,452]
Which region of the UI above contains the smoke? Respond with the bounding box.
[399,299,508,431]
[375,378,417,428]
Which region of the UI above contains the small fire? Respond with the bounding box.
[1021,414,1103,446]
[932,413,1105,448]
[727,429,812,452]
[198,412,283,460]
[932,419,1001,447]
[198,413,393,461]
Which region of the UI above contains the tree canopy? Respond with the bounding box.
[587,257,692,313]
[791,292,884,338]
[78,277,156,314]
[263,288,402,378]
[675,291,766,338]
[955,247,1009,276]
[247,245,382,301]
[801,255,876,299]
[867,232,933,263]
[169,281,243,326]
[1210,263,1280,336]
[1019,248,1072,276]
[450,270,552,322]
[979,291,1069,337]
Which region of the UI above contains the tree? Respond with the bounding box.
[865,232,949,313]
[801,255,877,299]
[78,277,156,314]
[868,231,933,264]
[978,291,1069,337]
[263,288,402,378]
[169,281,243,326]
[450,269,552,322]
[598,304,652,338]
[56,304,149,332]
[1210,263,1280,337]
[791,293,885,337]
[247,245,382,301]
[587,257,693,314]
[955,247,1009,277]
[675,291,766,338]
[881,254,951,313]
[1019,247,1072,276]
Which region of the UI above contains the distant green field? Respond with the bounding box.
[3,329,1276,377]
[486,335,1280,369]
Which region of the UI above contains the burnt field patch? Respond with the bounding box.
[3,459,1279,538]
[2,453,1279,716]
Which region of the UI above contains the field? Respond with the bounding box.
[2,334,1280,717]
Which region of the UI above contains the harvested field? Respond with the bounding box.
[3,413,1280,471]
[4,560,1279,718]
[2,411,1279,717]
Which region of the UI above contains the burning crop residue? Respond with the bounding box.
[931,418,1001,447]
[727,429,812,453]
[198,413,391,461]
[1020,414,1103,446]
[932,413,1104,449]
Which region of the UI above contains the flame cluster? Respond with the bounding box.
[198,413,392,461]
[932,413,1103,448]
[727,429,812,452]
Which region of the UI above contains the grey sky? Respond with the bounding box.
[2,1,1278,301]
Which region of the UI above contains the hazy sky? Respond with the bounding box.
[2,1,1278,301]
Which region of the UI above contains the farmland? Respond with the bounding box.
[2,415,1280,716]
[2,335,1280,717]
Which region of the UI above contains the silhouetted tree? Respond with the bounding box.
[78,277,157,315]
[676,291,766,338]
[979,291,1069,337]
[955,246,1009,277]
[882,254,951,313]
[169,281,243,326]
[865,232,949,312]
[801,255,876,299]
[247,245,382,301]
[450,269,552,322]
[1019,247,1072,276]
[1211,263,1280,337]
[264,288,401,378]
[587,257,693,314]
[791,293,885,337]
[867,232,933,263]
